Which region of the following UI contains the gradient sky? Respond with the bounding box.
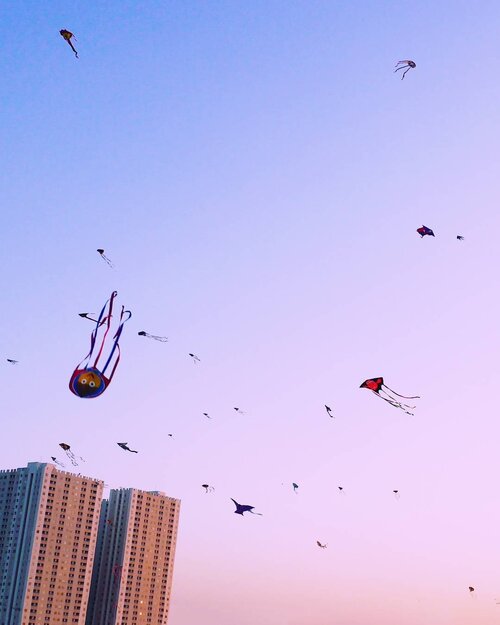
[2,2,500,624]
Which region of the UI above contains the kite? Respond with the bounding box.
[106,519,114,526]
[138,331,168,342]
[231,498,262,516]
[60,29,78,58]
[393,490,400,500]
[292,482,299,493]
[360,377,420,415]
[469,587,475,594]
[6,359,18,365]
[79,312,107,328]
[316,541,327,549]
[394,60,416,80]
[189,353,200,363]
[202,484,215,493]
[50,456,65,469]
[338,486,344,493]
[69,291,131,398]
[417,225,435,238]
[457,235,465,241]
[233,407,246,415]
[203,412,211,419]
[117,442,138,454]
[97,249,114,268]
[79,312,99,323]
[325,404,334,418]
[59,443,84,467]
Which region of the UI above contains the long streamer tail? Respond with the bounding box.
[383,384,420,400]
[373,391,415,416]
[92,292,117,369]
[101,307,132,381]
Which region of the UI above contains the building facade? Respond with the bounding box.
[0,462,103,625]
[86,489,180,625]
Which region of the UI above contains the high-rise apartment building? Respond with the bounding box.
[86,489,180,625]
[0,462,103,625]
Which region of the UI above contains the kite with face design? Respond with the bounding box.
[69,291,131,398]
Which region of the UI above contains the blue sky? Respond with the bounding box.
[2,2,500,624]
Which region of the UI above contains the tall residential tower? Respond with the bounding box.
[86,489,180,625]
[0,462,103,625]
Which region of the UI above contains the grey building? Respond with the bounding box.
[86,489,180,625]
[0,462,103,625]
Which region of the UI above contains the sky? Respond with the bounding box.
[2,1,500,623]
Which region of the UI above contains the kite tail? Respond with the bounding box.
[380,389,416,409]
[92,292,117,369]
[383,385,420,400]
[250,511,263,516]
[75,294,114,370]
[67,451,78,466]
[101,306,132,381]
[374,391,415,416]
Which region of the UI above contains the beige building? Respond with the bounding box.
[0,462,103,625]
[86,489,180,625]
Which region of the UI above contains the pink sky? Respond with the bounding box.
[2,1,500,623]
